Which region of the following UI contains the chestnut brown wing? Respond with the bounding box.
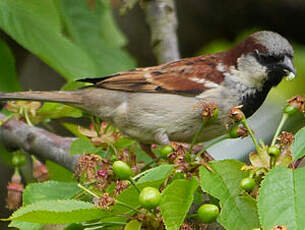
[78,54,225,96]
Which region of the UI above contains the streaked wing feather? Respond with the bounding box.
[78,54,225,96]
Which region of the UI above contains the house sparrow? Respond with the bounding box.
[0,31,296,146]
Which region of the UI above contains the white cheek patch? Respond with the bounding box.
[217,55,268,89]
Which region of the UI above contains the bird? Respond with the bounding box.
[0,31,296,149]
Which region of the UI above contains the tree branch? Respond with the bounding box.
[0,113,79,171]
[144,0,180,63]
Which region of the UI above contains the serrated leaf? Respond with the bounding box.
[258,166,305,230]
[292,127,305,160]
[0,0,97,81]
[69,138,99,155]
[9,221,43,230]
[200,160,259,230]
[218,195,259,230]
[199,160,247,200]
[124,220,141,230]
[160,178,199,230]
[23,181,80,205]
[8,200,108,224]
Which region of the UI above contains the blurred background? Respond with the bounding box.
[0,0,305,228]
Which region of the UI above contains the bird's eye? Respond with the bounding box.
[256,52,284,64]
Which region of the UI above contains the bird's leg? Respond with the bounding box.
[141,129,170,159]
[140,143,157,159]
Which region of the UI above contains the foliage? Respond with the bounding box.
[1,2,305,230]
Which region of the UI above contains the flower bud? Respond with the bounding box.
[33,159,50,182]
[287,95,305,113]
[278,131,294,146]
[96,193,114,209]
[202,103,218,122]
[6,170,24,210]
[229,106,244,122]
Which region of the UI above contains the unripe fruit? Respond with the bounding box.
[268,146,281,157]
[283,105,298,115]
[138,187,161,209]
[229,125,240,138]
[112,161,133,180]
[240,177,256,191]
[197,204,219,224]
[160,145,174,158]
[12,154,27,167]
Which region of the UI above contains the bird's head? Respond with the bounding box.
[223,31,296,89]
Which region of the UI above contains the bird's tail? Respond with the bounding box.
[0,90,82,104]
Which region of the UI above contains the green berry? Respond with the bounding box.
[138,187,161,209]
[268,146,281,157]
[240,177,256,191]
[284,105,298,115]
[12,153,27,167]
[160,145,174,158]
[197,204,219,224]
[112,161,133,180]
[229,125,240,138]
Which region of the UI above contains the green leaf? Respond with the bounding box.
[69,138,99,155]
[124,220,142,230]
[199,160,247,200]
[46,160,76,182]
[37,103,83,120]
[160,178,199,230]
[7,200,108,224]
[56,0,135,76]
[0,0,97,81]
[292,127,305,160]
[200,160,259,230]
[0,38,22,92]
[23,181,80,205]
[218,195,259,230]
[137,164,174,183]
[64,223,83,230]
[114,137,135,149]
[258,166,305,230]
[0,144,14,165]
[61,123,86,138]
[9,221,43,230]
[98,0,127,47]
